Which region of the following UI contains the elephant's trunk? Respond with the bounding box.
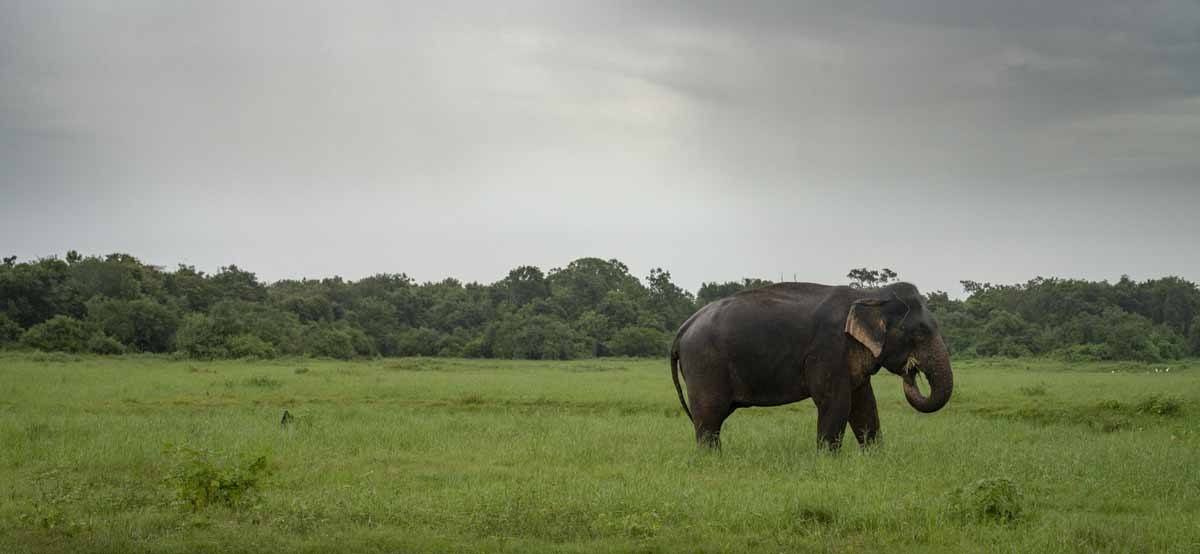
[902,335,953,413]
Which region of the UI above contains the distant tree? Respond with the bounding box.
[164,265,217,312]
[0,257,73,326]
[7,249,1200,362]
[65,253,157,302]
[696,278,772,306]
[960,280,993,295]
[847,268,898,288]
[303,323,373,359]
[573,309,611,356]
[347,296,402,354]
[86,333,126,355]
[0,313,22,345]
[210,265,267,303]
[644,268,696,332]
[392,327,444,357]
[547,258,644,320]
[85,296,179,352]
[498,265,550,307]
[1190,315,1200,356]
[21,315,93,353]
[609,326,667,357]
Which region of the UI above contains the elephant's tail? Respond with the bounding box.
[671,341,692,422]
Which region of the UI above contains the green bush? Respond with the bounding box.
[85,296,179,353]
[609,326,667,357]
[175,303,306,359]
[174,313,229,359]
[1056,343,1110,362]
[393,327,444,357]
[164,445,270,511]
[21,316,92,353]
[226,333,277,359]
[87,333,126,355]
[1190,315,1200,356]
[948,477,1025,523]
[1135,394,1182,417]
[0,313,22,345]
[490,314,589,360]
[304,324,357,359]
[207,300,303,355]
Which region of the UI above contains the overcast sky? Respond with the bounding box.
[3,1,1199,295]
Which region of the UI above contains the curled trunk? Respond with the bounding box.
[902,336,953,413]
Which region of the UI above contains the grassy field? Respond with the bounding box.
[1,353,1199,553]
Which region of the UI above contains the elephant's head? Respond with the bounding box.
[844,283,953,413]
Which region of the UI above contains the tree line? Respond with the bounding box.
[1,253,1197,362]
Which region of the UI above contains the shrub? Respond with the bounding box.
[174,313,229,359]
[490,314,590,360]
[164,445,270,511]
[304,324,373,359]
[1135,394,1182,416]
[0,313,22,345]
[85,296,179,352]
[975,310,1038,357]
[87,333,126,355]
[461,335,488,358]
[609,326,667,357]
[207,300,304,355]
[1056,343,1110,362]
[948,477,1025,523]
[226,333,277,359]
[1190,315,1200,356]
[21,316,92,353]
[393,327,444,357]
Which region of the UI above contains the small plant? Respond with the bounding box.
[293,367,310,375]
[948,477,1025,524]
[164,445,270,511]
[1135,393,1182,416]
[1018,382,1048,396]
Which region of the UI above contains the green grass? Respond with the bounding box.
[2,352,1199,552]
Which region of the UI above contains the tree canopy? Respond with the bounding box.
[2,253,1197,362]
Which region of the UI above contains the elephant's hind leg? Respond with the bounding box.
[692,401,733,450]
[849,380,881,446]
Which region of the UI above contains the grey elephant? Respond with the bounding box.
[670,282,952,449]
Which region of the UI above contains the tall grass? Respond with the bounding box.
[1,353,1198,552]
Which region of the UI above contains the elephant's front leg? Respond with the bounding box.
[815,391,851,451]
[849,379,881,446]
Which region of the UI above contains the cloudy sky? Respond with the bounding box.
[3,1,1198,295]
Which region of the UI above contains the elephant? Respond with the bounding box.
[670,282,952,450]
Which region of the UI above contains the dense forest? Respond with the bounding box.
[1,252,1198,362]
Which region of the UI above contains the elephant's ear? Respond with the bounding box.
[845,299,887,358]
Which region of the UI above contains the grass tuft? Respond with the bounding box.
[948,477,1026,524]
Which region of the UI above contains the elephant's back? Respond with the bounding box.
[675,285,829,359]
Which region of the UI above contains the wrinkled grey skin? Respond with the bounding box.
[670,282,952,450]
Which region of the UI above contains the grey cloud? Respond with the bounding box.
[2,1,1198,295]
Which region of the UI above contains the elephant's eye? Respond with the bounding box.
[911,323,931,341]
